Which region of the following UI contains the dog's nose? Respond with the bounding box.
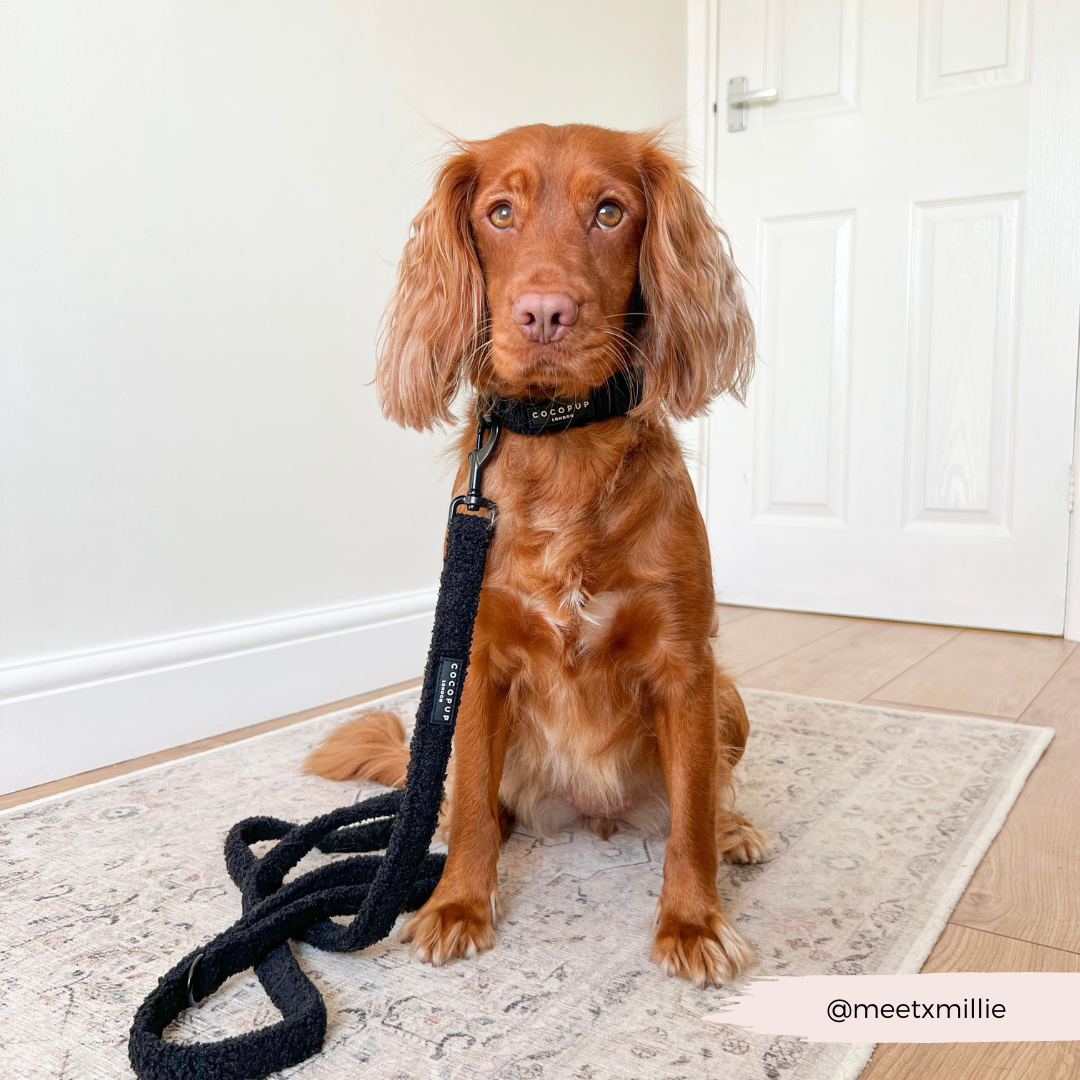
[512,292,578,344]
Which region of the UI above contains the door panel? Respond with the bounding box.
[707,0,1080,633]
[755,211,852,522]
[918,0,1029,99]
[906,195,1020,532]
[765,0,859,120]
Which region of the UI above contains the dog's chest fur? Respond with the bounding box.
[459,419,699,837]
[485,471,670,837]
[495,574,669,837]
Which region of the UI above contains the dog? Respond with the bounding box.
[305,123,772,988]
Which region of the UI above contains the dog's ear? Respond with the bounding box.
[634,136,755,420]
[376,147,485,430]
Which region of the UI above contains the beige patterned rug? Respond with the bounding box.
[0,688,1052,1080]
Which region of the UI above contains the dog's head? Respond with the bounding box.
[377,123,754,429]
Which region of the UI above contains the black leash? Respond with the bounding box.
[128,369,641,1080]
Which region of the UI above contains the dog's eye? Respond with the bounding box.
[596,202,623,229]
[490,203,514,229]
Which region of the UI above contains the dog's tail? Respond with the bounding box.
[303,711,410,787]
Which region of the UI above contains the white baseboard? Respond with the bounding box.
[0,588,436,796]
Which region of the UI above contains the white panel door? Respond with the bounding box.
[706,0,1080,633]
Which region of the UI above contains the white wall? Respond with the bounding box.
[0,0,687,792]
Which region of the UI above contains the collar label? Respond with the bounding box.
[526,398,594,430]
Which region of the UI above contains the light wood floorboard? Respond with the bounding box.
[861,924,1080,1080]
[948,647,1080,955]
[716,603,761,626]
[866,629,1075,719]
[714,608,851,675]
[739,618,960,702]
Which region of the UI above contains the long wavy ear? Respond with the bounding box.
[376,147,485,430]
[634,135,755,420]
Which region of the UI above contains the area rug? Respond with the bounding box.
[0,688,1052,1080]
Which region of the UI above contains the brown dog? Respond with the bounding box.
[306,124,772,988]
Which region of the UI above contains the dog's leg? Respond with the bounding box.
[714,670,776,865]
[399,654,508,966]
[651,664,754,988]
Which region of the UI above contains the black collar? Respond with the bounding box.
[482,367,643,435]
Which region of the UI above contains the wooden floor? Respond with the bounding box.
[717,605,1080,1080]
[4,607,1078,1078]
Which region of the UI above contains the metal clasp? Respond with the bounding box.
[448,414,500,525]
[187,953,206,1009]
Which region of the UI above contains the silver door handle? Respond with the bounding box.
[726,76,779,132]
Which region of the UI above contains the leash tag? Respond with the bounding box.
[429,656,467,724]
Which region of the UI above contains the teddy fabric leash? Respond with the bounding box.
[126,360,638,1079]
[127,423,499,1080]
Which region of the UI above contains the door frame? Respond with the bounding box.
[1066,341,1080,640]
[686,0,1080,639]
[684,0,720,524]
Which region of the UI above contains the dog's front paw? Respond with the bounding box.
[721,818,776,865]
[399,893,497,966]
[651,907,753,988]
